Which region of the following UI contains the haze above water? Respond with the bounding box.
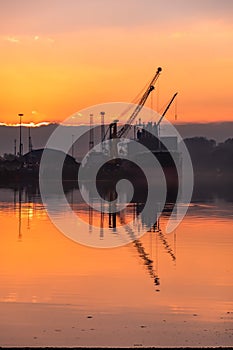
[0,185,232,347]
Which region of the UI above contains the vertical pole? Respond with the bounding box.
[100,111,105,152]
[71,134,74,157]
[28,127,30,152]
[14,139,17,156]
[19,115,22,155]
[156,78,160,111]
[18,113,23,156]
[28,127,33,152]
[175,97,178,121]
[89,114,94,150]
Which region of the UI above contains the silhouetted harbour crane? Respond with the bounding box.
[102,67,162,143]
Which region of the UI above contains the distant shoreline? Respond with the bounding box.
[0,121,233,156]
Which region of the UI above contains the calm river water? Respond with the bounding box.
[0,184,232,347]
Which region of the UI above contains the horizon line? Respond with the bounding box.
[0,120,233,128]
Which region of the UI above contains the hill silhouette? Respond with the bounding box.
[184,137,233,201]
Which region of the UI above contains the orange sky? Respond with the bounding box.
[0,0,232,124]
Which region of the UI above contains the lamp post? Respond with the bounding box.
[18,113,23,156]
[89,114,94,150]
[71,134,74,158]
[100,111,105,153]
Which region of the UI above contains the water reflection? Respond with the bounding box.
[0,183,232,347]
[6,182,178,291]
[0,183,232,317]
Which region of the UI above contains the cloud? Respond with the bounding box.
[0,0,232,36]
[0,121,51,127]
[1,35,55,45]
[47,37,55,43]
[4,36,20,43]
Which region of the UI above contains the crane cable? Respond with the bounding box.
[117,76,155,122]
[175,95,178,121]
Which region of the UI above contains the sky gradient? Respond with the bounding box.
[0,0,232,124]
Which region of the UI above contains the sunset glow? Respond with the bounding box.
[0,121,51,127]
[0,1,232,124]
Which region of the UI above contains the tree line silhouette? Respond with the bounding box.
[184,137,233,175]
[184,137,233,201]
[0,137,232,195]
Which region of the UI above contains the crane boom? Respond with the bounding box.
[157,92,178,126]
[117,67,162,138]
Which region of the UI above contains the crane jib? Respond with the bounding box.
[117,67,162,138]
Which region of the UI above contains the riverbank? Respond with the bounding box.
[0,302,232,347]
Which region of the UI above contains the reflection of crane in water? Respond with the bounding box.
[117,207,160,290]
[150,219,176,262]
[124,217,177,290]
[95,189,176,290]
[124,223,161,290]
[94,188,160,289]
[68,184,176,291]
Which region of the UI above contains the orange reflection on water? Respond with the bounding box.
[0,191,232,324]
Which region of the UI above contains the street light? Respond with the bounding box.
[71,134,74,158]
[18,113,23,156]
